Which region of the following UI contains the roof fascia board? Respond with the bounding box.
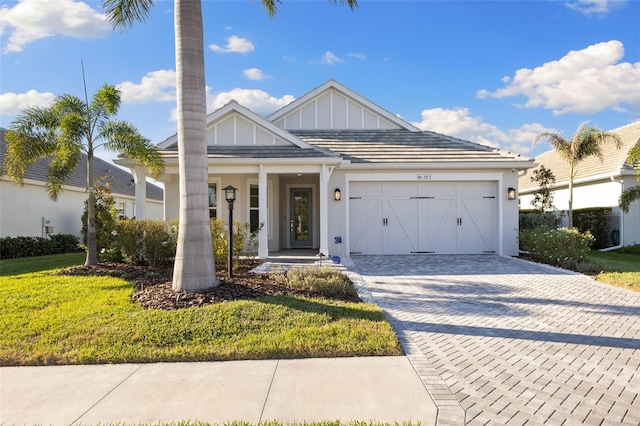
[336,160,537,170]
[267,79,420,132]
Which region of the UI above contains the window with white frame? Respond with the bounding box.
[208,183,217,218]
[249,184,260,232]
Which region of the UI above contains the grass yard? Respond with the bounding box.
[0,254,402,366]
[587,245,640,292]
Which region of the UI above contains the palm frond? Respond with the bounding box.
[92,84,122,116]
[4,107,60,184]
[102,0,155,30]
[619,185,640,213]
[46,145,81,201]
[100,120,165,179]
[534,132,573,162]
[626,141,640,167]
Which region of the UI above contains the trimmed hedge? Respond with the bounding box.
[0,234,81,259]
[519,211,561,231]
[573,207,613,249]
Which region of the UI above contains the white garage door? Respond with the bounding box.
[349,181,497,255]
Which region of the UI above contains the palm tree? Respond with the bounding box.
[103,0,358,292]
[4,83,164,266]
[619,142,640,213]
[534,123,622,228]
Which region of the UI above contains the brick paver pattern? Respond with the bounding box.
[349,255,640,425]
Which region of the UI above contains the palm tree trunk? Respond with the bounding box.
[85,152,99,266]
[568,164,574,229]
[172,0,218,292]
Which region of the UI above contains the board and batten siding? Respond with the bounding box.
[273,89,400,131]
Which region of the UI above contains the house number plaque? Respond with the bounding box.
[417,174,432,180]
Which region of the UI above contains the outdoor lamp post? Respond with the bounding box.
[223,185,237,278]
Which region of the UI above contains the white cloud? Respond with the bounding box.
[243,68,268,81]
[347,52,367,60]
[319,51,343,65]
[566,0,626,15]
[207,88,294,116]
[169,87,295,121]
[412,107,555,154]
[209,35,254,54]
[0,0,109,53]
[117,70,176,104]
[0,90,55,115]
[477,40,640,115]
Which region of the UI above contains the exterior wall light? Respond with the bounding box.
[507,187,516,200]
[334,188,341,201]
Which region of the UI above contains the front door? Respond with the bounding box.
[290,188,312,247]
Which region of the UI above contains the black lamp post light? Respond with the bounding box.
[223,185,237,278]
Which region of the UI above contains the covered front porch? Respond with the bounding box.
[157,161,342,260]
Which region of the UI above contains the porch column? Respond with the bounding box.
[258,165,269,258]
[131,165,147,219]
[319,164,331,258]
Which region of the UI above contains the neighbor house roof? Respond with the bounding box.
[0,128,163,201]
[291,129,533,166]
[520,121,640,191]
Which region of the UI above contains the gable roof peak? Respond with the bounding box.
[267,79,420,132]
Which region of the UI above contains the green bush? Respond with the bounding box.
[520,227,595,269]
[519,211,561,231]
[573,207,613,249]
[0,234,80,259]
[110,219,176,266]
[272,266,358,299]
[211,218,262,270]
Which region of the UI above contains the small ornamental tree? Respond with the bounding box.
[530,165,556,213]
[82,175,117,254]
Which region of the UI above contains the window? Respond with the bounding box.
[249,184,259,232]
[208,183,217,218]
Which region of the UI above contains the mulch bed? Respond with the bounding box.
[60,261,360,310]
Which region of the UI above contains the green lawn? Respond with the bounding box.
[587,245,640,292]
[0,254,402,366]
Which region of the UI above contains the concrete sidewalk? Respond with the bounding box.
[0,356,438,425]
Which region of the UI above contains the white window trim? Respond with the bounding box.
[247,178,273,239]
[208,178,222,219]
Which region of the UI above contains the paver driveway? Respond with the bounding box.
[348,255,640,425]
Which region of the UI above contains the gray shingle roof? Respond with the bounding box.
[290,129,532,164]
[161,144,339,159]
[1,128,163,201]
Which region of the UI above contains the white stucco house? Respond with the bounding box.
[0,128,164,239]
[119,80,534,259]
[518,121,640,248]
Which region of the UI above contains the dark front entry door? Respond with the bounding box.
[290,188,312,247]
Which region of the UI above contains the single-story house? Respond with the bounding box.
[118,80,534,259]
[518,121,640,248]
[0,128,164,238]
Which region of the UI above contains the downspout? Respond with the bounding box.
[599,176,624,252]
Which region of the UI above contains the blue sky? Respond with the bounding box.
[1,0,639,166]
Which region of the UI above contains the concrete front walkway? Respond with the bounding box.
[348,255,640,425]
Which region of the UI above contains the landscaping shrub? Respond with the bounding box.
[211,218,262,270]
[0,234,80,259]
[272,266,358,299]
[519,211,561,231]
[519,227,594,269]
[81,177,117,253]
[573,207,613,249]
[110,219,176,266]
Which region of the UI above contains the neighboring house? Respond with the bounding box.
[117,80,534,259]
[519,121,640,248]
[0,128,164,239]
